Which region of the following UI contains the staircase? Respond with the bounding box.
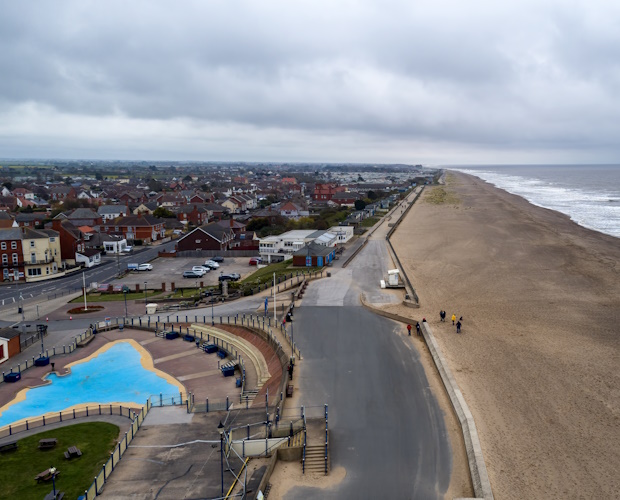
[303,445,329,474]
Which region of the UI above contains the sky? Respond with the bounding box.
[1,0,619,165]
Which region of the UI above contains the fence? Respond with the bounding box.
[82,399,151,499]
[0,403,144,439]
[20,329,49,350]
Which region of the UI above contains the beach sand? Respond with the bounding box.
[387,171,620,499]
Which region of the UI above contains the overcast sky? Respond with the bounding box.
[1,0,619,165]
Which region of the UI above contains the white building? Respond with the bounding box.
[328,225,354,245]
[258,230,319,263]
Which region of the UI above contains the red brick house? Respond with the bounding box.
[51,219,85,266]
[103,214,166,243]
[313,183,345,201]
[176,222,234,252]
[0,228,24,281]
[50,186,77,201]
[176,205,209,226]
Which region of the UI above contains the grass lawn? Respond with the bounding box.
[0,422,119,500]
[360,216,380,227]
[241,261,323,287]
[70,290,163,303]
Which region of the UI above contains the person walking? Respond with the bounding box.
[416,322,421,336]
[456,320,461,333]
[407,324,412,336]
[441,310,446,322]
[451,314,456,325]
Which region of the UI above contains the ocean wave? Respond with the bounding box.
[453,168,620,238]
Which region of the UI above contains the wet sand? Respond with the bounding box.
[389,171,620,499]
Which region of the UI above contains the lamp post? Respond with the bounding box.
[49,466,57,497]
[218,421,225,497]
[144,281,147,306]
[123,286,129,318]
[211,293,215,326]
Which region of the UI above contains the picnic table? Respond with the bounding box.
[0,441,18,453]
[64,446,82,459]
[38,438,58,449]
[35,468,59,483]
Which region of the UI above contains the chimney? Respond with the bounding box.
[52,219,61,231]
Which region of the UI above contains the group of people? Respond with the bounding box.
[439,311,463,333]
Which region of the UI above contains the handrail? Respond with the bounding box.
[225,457,249,498]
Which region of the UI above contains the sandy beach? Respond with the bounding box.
[388,171,620,499]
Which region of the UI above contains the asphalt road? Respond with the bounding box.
[289,306,451,499]
[0,241,176,306]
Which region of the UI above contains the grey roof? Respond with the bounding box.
[0,327,20,340]
[68,208,100,219]
[0,227,50,240]
[14,213,46,222]
[293,242,335,257]
[98,205,128,215]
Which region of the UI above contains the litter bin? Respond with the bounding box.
[146,303,158,314]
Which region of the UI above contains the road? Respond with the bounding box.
[0,241,176,307]
[286,192,452,499]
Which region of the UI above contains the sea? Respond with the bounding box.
[446,164,620,239]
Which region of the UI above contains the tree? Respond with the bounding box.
[354,199,367,210]
[2,181,12,191]
[153,207,175,218]
[367,190,378,200]
[95,172,103,180]
[183,174,193,182]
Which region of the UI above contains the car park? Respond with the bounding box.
[191,266,210,276]
[183,270,202,278]
[218,273,240,282]
[137,263,153,271]
[204,260,220,269]
[249,257,262,266]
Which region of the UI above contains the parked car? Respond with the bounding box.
[191,266,209,276]
[123,245,133,253]
[229,272,241,280]
[137,263,153,271]
[218,273,240,282]
[204,260,220,269]
[183,270,202,278]
[249,257,262,266]
[211,256,224,262]
[127,263,139,271]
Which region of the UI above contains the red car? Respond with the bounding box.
[249,257,262,266]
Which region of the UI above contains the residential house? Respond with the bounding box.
[64,208,103,228]
[103,214,165,243]
[76,247,101,268]
[12,188,34,200]
[51,219,85,267]
[175,205,209,227]
[313,183,345,201]
[49,186,76,201]
[98,204,129,221]
[203,203,228,221]
[330,192,358,207]
[156,193,185,208]
[280,201,309,219]
[0,212,13,229]
[14,212,46,229]
[215,219,258,251]
[2,227,64,282]
[133,201,158,215]
[176,222,235,252]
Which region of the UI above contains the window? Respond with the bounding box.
[30,241,35,248]
[12,253,18,264]
[50,237,55,242]
[53,263,57,272]
[46,267,49,275]
[31,253,36,264]
[11,241,16,249]
[1,255,7,264]
[28,268,42,276]
[0,242,5,250]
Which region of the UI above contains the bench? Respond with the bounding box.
[76,334,95,348]
[183,334,195,342]
[216,349,227,359]
[164,331,179,340]
[35,469,60,483]
[38,438,58,449]
[64,445,82,459]
[0,441,18,453]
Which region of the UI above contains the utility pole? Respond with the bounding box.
[273,272,276,322]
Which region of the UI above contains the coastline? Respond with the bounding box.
[389,171,620,499]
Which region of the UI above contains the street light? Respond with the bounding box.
[49,466,57,497]
[211,293,214,326]
[144,281,148,306]
[218,421,225,497]
[123,286,129,318]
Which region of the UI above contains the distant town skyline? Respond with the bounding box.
[1,1,619,165]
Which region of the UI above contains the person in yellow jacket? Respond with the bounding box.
[451,314,456,325]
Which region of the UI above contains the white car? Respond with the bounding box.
[204,260,220,269]
[137,263,153,271]
[191,266,209,276]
